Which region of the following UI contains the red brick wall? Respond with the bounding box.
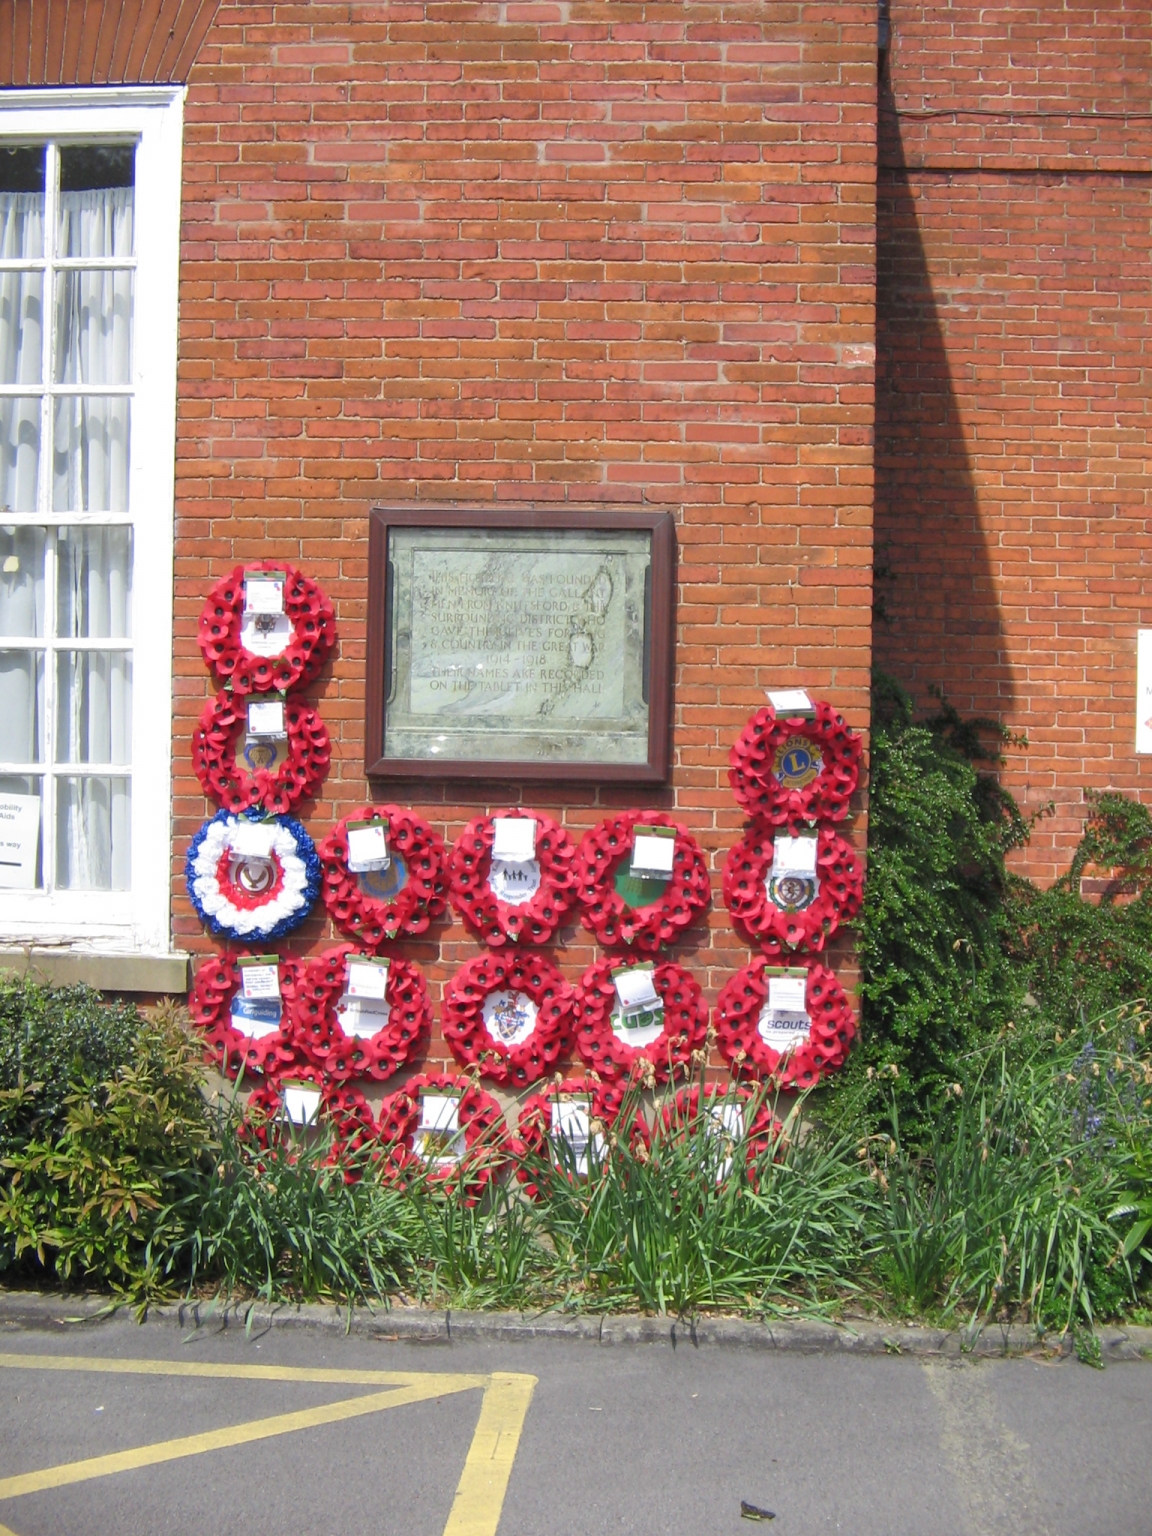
[173,0,877,1071]
[874,0,1152,883]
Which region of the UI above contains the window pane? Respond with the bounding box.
[53,270,132,385]
[57,526,131,639]
[0,526,45,636]
[0,146,45,260]
[52,396,129,512]
[55,775,130,890]
[0,398,41,514]
[0,649,44,761]
[57,161,134,260]
[0,270,43,386]
[0,773,42,890]
[55,650,131,764]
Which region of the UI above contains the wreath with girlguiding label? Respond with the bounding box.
[289,944,433,1082]
[374,1071,509,1201]
[513,1076,649,1200]
[186,809,321,942]
[192,690,330,816]
[729,699,863,825]
[441,952,574,1088]
[714,957,856,1090]
[571,810,710,953]
[188,952,305,1079]
[659,1084,783,1175]
[197,560,337,695]
[722,824,864,956]
[573,958,709,1083]
[447,809,576,947]
[317,806,448,947]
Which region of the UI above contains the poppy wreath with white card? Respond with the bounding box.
[714,958,856,1090]
[186,809,321,942]
[572,811,710,953]
[290,944,433,1083]
[192,690,331,816]
[374,1071,509,1200]
[321,1085,379,1180]
[513,1077,649,1200]
[318,805,448,947]
[188,952,305,1079]
[197,560,337,696]
[441,951,574,1087]
[722,824,864,956]
[729,696,863,826]
[447,809,576,947]
[240,1068,329,1151]
[573,957,709,1083]
[660,1084,784,1177]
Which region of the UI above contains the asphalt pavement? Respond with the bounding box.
[0,1309,1149,1536]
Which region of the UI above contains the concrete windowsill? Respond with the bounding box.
[0,949,190,994]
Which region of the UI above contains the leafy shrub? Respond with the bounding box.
[0,975,142,1159]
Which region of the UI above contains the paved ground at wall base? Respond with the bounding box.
[0,1296,1149,1536]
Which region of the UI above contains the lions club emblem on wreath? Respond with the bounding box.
[773,735,820,791]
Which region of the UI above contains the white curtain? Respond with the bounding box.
[0,189,43,514]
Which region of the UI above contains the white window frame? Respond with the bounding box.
[0,86,183,956]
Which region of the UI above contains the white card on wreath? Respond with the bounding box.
[240,958,280,1000]
[346,822,389,872]
[492,817,536,861]
[767,689,813,714]
[244,572,285,614]
[346,958,389,1000]
[767,974,808,1014]
[230,820,277,860]
[773,834,819,877]
[247,699,286,739]
[613,966,660,1012]
[630,830,676,877]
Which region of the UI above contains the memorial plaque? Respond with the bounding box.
[366,507,674,781]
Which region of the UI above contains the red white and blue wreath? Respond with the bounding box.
[447,809,576,946]
[513,1076,649,1200]
[441,952,574,1087]
[375,1071,509,1200]
[714,957,856,1090]
[188,952,305,1079]
[318,805,448,947]
[192,690,330,816]
[185,809,321,942]
[729,697,863,825]
[197,560,337,696]
[572,811,710,953]
[722,824,864,956]
[290,944,433,1083]
[573,957,709,1083]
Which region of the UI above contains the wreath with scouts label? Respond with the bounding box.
[192,690,330,816]
[447,809,576,947]
[572,811,710,953]
[573,957,709,1083]
[722,824,864,956]
[513,1076,649,1200]
[660,1084,783,1174]
[186,810,321,942]
[714,958,856,1089]
[318,806,448,947]
[188,953,305,1079]
[289,944,433,1082]
[729,700,862,825]
[375,1071,509,1199]
[197,560,337,695]
[441,952,574,1087]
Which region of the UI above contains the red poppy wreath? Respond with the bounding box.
[441,952,574,1088]
[289,944,433,1082]
[197,560,338,695]
[321,1085,379,1180]
[318,806,448,947]
[447,809,575,947]
[714,958,856,1090]
[192,691,330,816]
[239,1071,339,1151]
[513,1076,649,1200]
[375,1071,509,1200]
[722,824,864,956]
[189,953,304,1080]
[572,811,710,953]
[573,957,709,1083]
[660,1084,783,1175]
[728,699,863,825]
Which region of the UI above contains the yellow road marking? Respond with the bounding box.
[0,1350,484,1391]
[443,1371,537,1536]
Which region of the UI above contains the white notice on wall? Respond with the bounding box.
[0,793,40,890]
[492,817,537,861]
[773,833,819,877]
[767,689,814,715]
[630,828,676,877]
[1137,632,1152,754]
[247,699,286,739]
[346,822,389,872]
